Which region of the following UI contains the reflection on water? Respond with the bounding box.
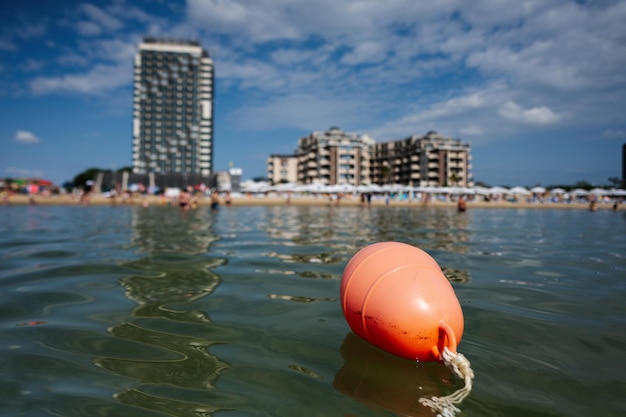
[2,205,624,417]
[98,207,230,416]
[335,332,459,417]
[261,206,471,254]
[120,255,223,322]
[130,207,220,254]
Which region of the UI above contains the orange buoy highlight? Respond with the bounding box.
[340,241,464,362]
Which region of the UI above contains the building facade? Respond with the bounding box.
[267,154,299,184]
[296,127,374,185]
[132,38,214,177]
[622,143,626,188]
[372,131,472,187]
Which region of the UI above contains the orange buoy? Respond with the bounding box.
[340,242,464,362]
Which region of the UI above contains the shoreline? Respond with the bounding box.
[2,193,623,211]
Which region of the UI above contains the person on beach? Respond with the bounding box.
[179,190,191,211]
[457,196,467,212]
[211,190,220,210]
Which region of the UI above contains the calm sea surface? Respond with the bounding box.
[1,204,625,417]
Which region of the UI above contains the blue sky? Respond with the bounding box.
[1,0,625,187]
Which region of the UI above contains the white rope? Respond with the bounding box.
[419,347,474,417]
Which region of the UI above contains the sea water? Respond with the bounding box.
[0,204,625,417]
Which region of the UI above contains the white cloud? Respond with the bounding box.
[186,0,456,44]
[30,62,132,95]
[6,167,43,177]
[76,21,103,36]
[0,38,17,51]
[14,22,47,39]
[459,126,484,136]
[14,130,40,144]
[603,129,626,139]
[498,101,562,125]
[271,49,316,66]
[365,88,501,141]
[395,93,487,127]
[230,94,365,131]
[341,41,388,65]
[78,4,123,32]
[21,59,45,72]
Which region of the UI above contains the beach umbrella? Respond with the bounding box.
[510,186,531,195]
[549,188,566,194]
[488,186,510,195]
[607,188,626,196]
[269,182,297,192]
[445,186,473,195]
[356,184,382,193]
[589,188,608,196]
[414,185,433,193]
[240,181,269,193]
[530,186,546,194]
[472,186,491,195]
[325,183,355,193]
[380,183,405,192]
[571,188,589,196]
[444,187,460,194]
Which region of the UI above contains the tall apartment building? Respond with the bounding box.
[296,127,374,185]
[132,38,214,176]
[372,131,472,187]
[267,154,299,184]
[622,143,626,188]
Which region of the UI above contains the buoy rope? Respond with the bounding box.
[419,347,474,417]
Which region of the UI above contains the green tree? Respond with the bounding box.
[449,172,460,187]
[573,180,592,190]
[73,167,102,188]
[607,176,624,188]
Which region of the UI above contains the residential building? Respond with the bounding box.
[229,167,243,192]
[372,132,473,187]
[267,154,299,184]
[132,38,214,177]
[372,131,472,187]
[622,143,626,188]
[296,127,374,185]
[265,128,472,187]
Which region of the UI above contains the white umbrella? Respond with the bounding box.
[571,188,589,196]
[510,186,531,195]
[473,186,491,195]
[549,188,566,194]
[365,184,383,193]
[240,180,269,193]
[608,188,626,196]
[269,182,298,192]
[380,183,406,192]
[414,185,434,193]
[294,183,322,193]
[589,188,609,196]
[488,186,511,195]
[325,183,355,193]
[531,186,546,194]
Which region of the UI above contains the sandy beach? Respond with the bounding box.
[3,193,623,211]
